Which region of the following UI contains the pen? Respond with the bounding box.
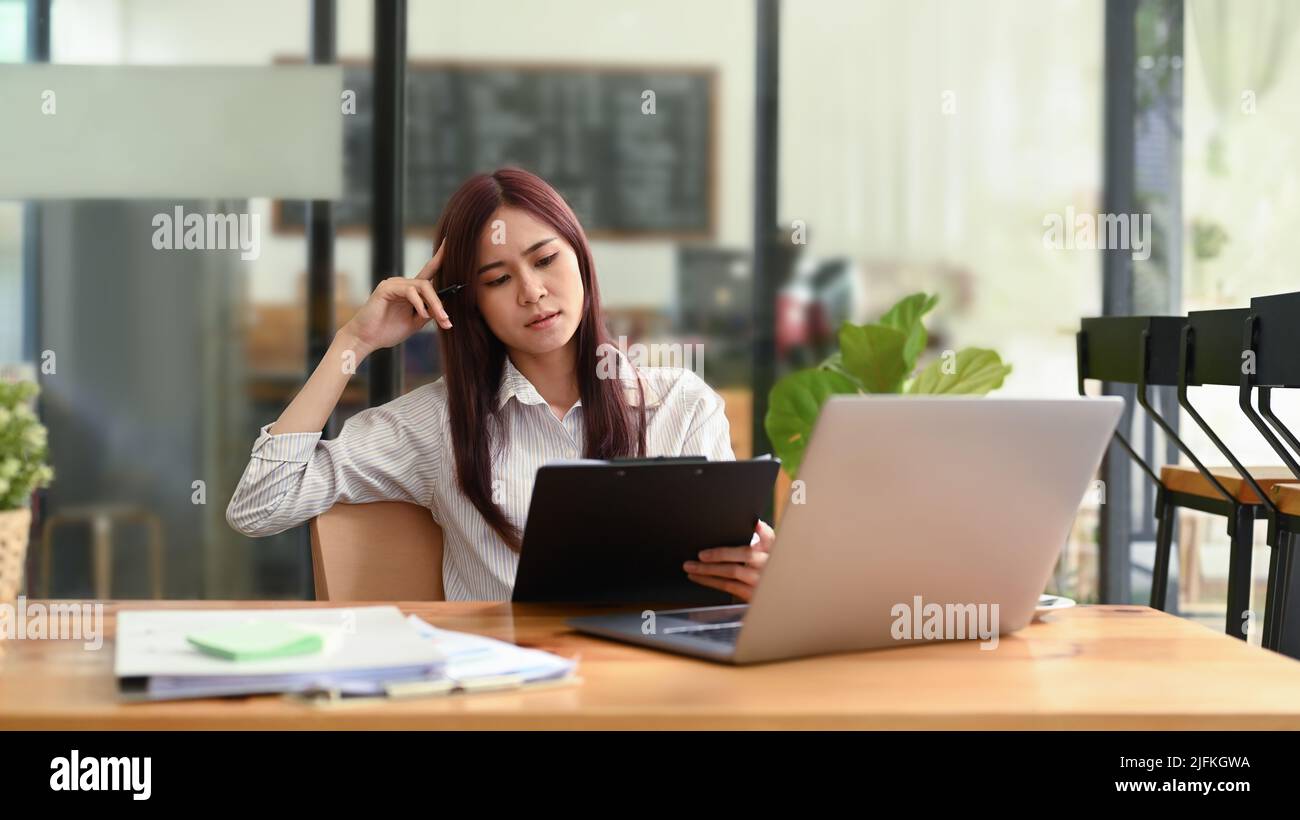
[435,282,466,299]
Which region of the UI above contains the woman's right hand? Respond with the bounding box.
[339,239,452,354]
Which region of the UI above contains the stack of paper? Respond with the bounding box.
[115,606,446,701]
[402,614,577,691]
[115,606,580,703]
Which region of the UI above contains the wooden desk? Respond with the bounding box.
[4,600,1300,730]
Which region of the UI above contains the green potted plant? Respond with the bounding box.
[0,378,54,616]
[765,292,1012,479]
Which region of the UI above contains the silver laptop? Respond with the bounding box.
[568,395,1123,664]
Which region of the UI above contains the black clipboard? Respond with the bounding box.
[511,456,781,604]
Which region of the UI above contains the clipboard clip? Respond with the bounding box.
[607,456,709,465]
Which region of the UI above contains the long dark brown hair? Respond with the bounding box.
[433,168,647,551]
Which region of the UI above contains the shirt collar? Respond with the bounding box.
[496,355,548,410]
[495,347,663,411]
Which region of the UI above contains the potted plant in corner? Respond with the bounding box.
[764,292,1012,511]
[0,377,55,645]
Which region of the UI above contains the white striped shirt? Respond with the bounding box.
[225,356,736,600]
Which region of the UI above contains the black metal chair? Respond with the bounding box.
[1265,484,1300,656]
[1078,315,1273,639]
[1176,307,1294,643]
[1238,291,1300,655]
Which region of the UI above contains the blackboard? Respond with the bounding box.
[274,60,716,239]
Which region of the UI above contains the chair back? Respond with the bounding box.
[308,501,445,601]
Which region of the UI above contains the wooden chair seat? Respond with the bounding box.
[309,501,445,601]
[1270,483,1300,516]
[1160,465,1298,505]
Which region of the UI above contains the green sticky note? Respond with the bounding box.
[186,621,324,661]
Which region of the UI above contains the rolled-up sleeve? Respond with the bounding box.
[225,392,441,537]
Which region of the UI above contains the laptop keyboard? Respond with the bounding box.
[663,624,743,645]
[651,606,748,647]
[689,626,741,644]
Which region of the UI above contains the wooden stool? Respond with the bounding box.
[40,504,165,599]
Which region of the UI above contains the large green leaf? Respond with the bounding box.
[816,350,865,391]
[907,347,1013,394]
[878,292,939,371]
[764,368,861,477]
[839,322,909,393]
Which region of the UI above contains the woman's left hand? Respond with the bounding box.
[683,519,775,602]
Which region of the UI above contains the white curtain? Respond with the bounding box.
[1190,0,1300,173]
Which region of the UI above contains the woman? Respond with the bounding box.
[226,167,775,601]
